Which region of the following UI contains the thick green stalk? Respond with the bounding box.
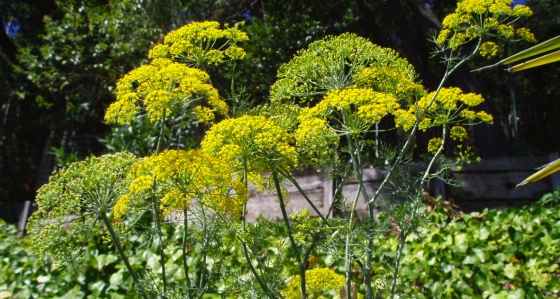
[272,171,306,299]
[100,213,149,299]
[389,125,447,299]
[182,208,193,299]
[238,160,275,297]
[153,110,168,293]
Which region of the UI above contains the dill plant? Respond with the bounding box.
[27,1,538,298]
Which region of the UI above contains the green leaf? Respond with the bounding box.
[508,50,560,72]
[473,35,560,72]
[502,35,560,65]
[504,263,519,279]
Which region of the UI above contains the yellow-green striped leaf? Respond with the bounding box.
[507,50,560,72]
[502,35,560,65]
[517,158,560,187]
[472,35,560,72]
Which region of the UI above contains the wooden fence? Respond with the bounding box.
[1,156,556,229]
[245,156,556,221]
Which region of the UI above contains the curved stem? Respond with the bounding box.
[238,160,276,297]
[100,213,149,299]
[277,166,329,225]
[272,171,306,299]
[183,208,193,299]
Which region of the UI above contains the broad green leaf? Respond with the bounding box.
[504,263,519,279]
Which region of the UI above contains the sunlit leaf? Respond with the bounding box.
[517,158,560,187]
[507,50,560,72]
[472,35,560,72]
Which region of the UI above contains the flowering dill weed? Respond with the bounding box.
[201,115,298,174]
[395,87,492,131]
[436,0,536,53]
[148,21,248,67]
[283,268,362,299]
[115,149,247,219]
[105,58,226,125]
[270,33,422,105]
[26,152,137,267]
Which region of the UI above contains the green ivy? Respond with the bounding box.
[394,191,560,299]
[3,190,560,298]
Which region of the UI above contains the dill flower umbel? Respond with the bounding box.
[148,21,248,67]
[394,87,492,132]
[437,0,536,52]
[117,149,247,219]
[270,33,421,105]
[27,152,137,266]
[201,115,298,173]
[105,58,227,125]
[283,268,357,299]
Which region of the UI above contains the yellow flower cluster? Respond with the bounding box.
[428,137,444,154]
[105,58,227,125]
[295,117,339,166]
[437,0,536,52]
[354,66,425,102]
[148,21,248,66]
[303,88,401,124]
[479,41,499,58]
[115,149,247,219]
[450,126,468,141]
[27,152,137,262]
[201,115,298,174]
[394,87,492,132]
[283,268,353,299]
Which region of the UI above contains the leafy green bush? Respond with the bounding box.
[3,190,560,298]
[393,192,560,299]
[0,219,138,298]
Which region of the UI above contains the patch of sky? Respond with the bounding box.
[4,18,20,37]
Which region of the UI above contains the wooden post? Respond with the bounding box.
[340,282,357,299]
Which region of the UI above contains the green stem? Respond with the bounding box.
[389,125,447,299]
[153,110,167,293]
[238,160,276,297]
[100,213,149,299]
[272,171,306,299]
[277,166,329,225]
[183,208,193,299]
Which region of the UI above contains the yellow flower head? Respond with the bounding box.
[450,126,468,141]
[121,149,247,218]
[305,88,402,124]
[479,41,499,58]
[283,268,358,299]
[436,0,535,54]
[149,21,248,67]
[428,137,444,154]
[400,87,489,131]
[201,115,298,174]
[105,58,226,125]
